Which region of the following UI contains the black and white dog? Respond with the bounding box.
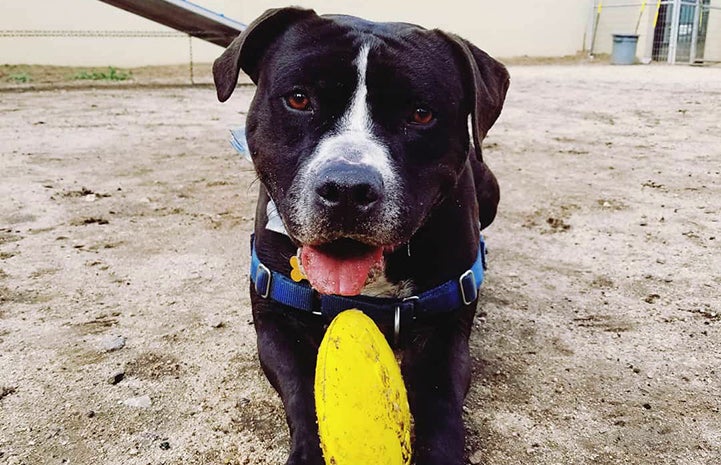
[213,7,509,464]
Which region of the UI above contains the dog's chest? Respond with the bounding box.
[362,268,414,299]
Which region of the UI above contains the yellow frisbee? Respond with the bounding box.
[315,310,412,465]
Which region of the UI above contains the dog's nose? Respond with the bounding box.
[314,163,383,214]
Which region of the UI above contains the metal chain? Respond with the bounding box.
[188,34,195,85]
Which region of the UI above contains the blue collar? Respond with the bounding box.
[250,235,486,344]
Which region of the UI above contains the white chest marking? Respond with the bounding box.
[362,273,415,298]
[265,199,288,236]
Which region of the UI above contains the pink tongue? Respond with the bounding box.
[300,245,383,296]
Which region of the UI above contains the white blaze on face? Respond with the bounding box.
[289,42,401,243]
[343,44,373,134]
[306,43,396,178]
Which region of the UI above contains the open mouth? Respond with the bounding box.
[300,238,385,296]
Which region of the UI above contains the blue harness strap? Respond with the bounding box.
[249,236,486,336]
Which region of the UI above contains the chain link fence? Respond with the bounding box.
[586,0,721,64]
[0,29,231,84]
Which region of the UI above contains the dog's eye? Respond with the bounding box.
[286,92,312,111]
[410,107,434,125]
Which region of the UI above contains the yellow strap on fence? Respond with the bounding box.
[653,0,662,28]
[635,1,648,34]
[597,1,603,14]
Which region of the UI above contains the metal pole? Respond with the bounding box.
[668,0,682,64]
[635,1,648,33]
[590,0,603,56]
[584,0,597,53]
[689,0,701,63]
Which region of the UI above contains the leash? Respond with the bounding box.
[249,235,486,346]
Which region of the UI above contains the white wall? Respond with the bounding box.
[0,0,223,66]
[0,0,590,66]
[234,0,590,57]
[704,1,721,62]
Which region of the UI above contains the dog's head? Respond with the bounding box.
[214,7,509,295]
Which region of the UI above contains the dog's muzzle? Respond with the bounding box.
[312,161,384,226]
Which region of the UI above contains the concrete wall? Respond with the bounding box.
[0,0,222,67]
[589,4,639,53]
[0,0,590,66]
[585,0,656,61]
[704,1,721,61]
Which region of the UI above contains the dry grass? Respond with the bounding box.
[0,63,218,90]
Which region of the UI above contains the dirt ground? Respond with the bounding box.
[1,64,720,465]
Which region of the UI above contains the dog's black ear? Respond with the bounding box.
[213,7,317,102]
[437,32,510,160]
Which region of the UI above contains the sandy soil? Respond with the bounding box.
[1,64,720,465]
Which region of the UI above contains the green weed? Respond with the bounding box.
[73,67,132,81]
[6,72,31,83]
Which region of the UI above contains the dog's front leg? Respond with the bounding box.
[402,307,476,465]
[252,301,325,465]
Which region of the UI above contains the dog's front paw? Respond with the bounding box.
[285,444,324,465]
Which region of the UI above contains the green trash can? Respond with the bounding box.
[611,34,639,65]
